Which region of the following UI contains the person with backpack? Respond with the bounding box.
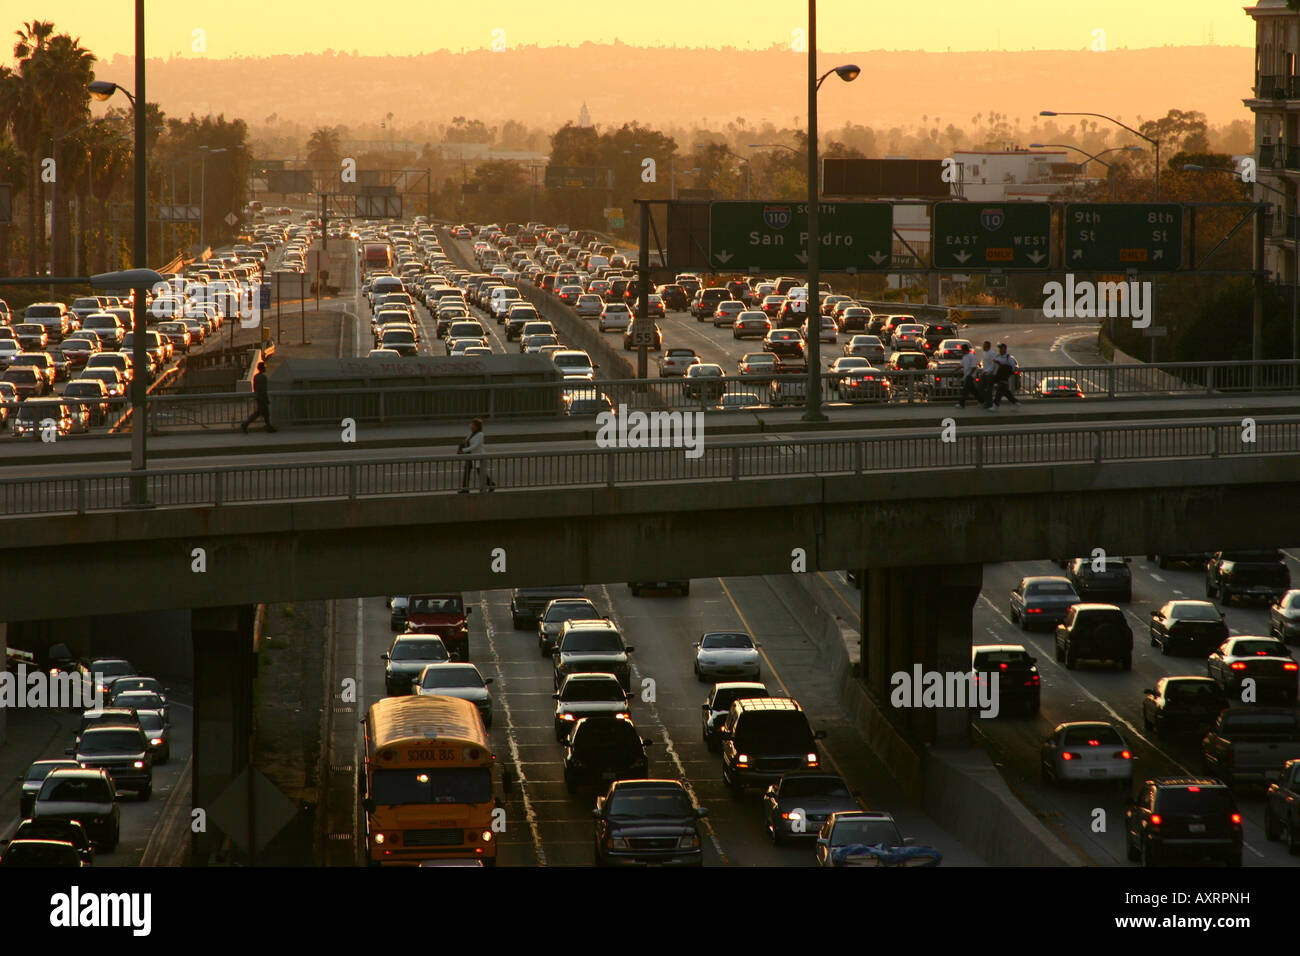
[992,342,1021,408]
[457,418,496,493]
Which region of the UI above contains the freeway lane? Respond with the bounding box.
[342,577,983,866]
[818,556,1300,867]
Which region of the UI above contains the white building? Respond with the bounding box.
[1245,0,1300,289]
[953,149,1089,202]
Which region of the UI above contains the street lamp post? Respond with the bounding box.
[1185,163,1296,363]
[89,2,149,501]
[1029,143,1143,201]
[802,0,859,422]
[1039,111,1160,200]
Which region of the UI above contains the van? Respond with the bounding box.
[719,697,826,794]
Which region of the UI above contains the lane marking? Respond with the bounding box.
[597,584,729,865]
[479,595,547,865]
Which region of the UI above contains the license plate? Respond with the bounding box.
[1090,769,1106,777]
[1189,823,1206,833]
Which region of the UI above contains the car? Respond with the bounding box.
[67,725,152,799]
[656,284,689,311]
[2,366,46,400]
[1270,589,1300,642]
[1148,600,1229,656]
[412,662,494,727]
[554,673,630,741]
[623,323,662,351]
[837,306,872,333]
[598,304,632,332]
[404,594,472,661]
[135,709,171,765]
[62,379,113,427]
[388,595,409,631]
[1264,758,1300,853]
[691,287,732,320]
[11,398,84,439]
[694,631,762,682]
[1066,557,1133,602]
[13,323,49,351]
[682,363,726,401]
[16,759,81,819]
[0,339,21,369]
[1205,549,1291,606]
[381,633,451,695]
[712,300,746,328]
[843,334,886,363]
[716,392,764,411]
[632,294,666,320]
[627,580,689,597]
[827,355,871,384]
[837,369,892,403]
[537,597,603,656]
[814,811,941,867]
[79,658,136,699]
[522,333,560,354]
[736,352,778,376]
[0,838,84,867]
[107,673,168,699]
[1009,576,1080,631]
[658,348,700,378]
[719,697,825,795]
[58,335,101,370]
[1206,635,1299,702]
[971,643,1040,715]
[78,708,143,737]
[562,716,653,792]
[511,585,586,629]
[760,294,786,319]
[802,314,839,344]
[1140,677,1226,738]
[33,769,120,851]
[762,328,806,370]
[592,779,706,867]
[110,689,168,724]
[575,293,604,318]
[8,818,94,866]
[932,338,972,362]
[700,682,769,752]
[564,387,615,416]
[554,620,634,691]
[762,772,864,845]
[1039,721,1133,788]
[1125,777,1242,866]
[1055,603,1133,670]
[1037,376,1084,398]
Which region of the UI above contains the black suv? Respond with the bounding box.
[510,585,586,629]
[1066,557,1133,602]
[1055,604,1133,670]
[971,644,1040,716]
[719,697,826,795]
[67,726,152,800]
[691,287,732,319]
[1125,777,1242,867]
[563,716,653,791]
[1206,550,1291,606]
[592,779,706,867]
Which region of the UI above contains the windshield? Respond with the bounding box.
[780,776,851,799]
[391,639,449,662]
[1171,603,1222,621]
[545,603,597,623]
[419,667,482,689]
[371,767,491,805]
[561,633,623,653]
[974,650,1030,666]
[830,819,903,847]
[40,776,112,802]
[561,679,624,702]
[701,633,754,650]
[113,692,163,709]
[409,597,463,615]
[1156,787,1236,814]
[1230,640,1291,657]
[606,789,693,818]
[574,720,639,748]
[734,712,813,750]
[1164,682,1221,703]
[79,730,144,754]
[93,661,133,678]
[1061,726,1124,747]
[1026,582,1077,596]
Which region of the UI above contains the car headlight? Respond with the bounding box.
[150,738,163,746]
[608,837,630,850]
[736,754,748,766]
[678,834,701,849]
[133,760,145,768]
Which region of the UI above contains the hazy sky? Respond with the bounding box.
[10,0,1248,61]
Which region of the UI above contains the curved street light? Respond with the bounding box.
[1039,110,1159,199]
[1028,143,1143,199]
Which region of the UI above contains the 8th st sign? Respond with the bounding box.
[708,201,893,272]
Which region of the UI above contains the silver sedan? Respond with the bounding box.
[694,631,761,682]
[1040,721,1133,788]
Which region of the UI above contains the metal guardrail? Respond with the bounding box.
[98,359,1300,433]
[3,417,1300,518]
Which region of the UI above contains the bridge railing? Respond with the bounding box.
[80,359,1300,434]
[3,417,1299,517]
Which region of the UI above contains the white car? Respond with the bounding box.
[694,631,761,682]
[1039,721,1133,788]
[366,348,401,359]
[599,304,632,332]
[552,350,595,380]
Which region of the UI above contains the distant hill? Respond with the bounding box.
[93,44,1254,133]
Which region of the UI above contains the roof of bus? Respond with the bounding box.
[366,695,488,752]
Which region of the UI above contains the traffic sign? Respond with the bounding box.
[1064,203,1182,271]
[631,329,655,346]
[932,202,1051,269]
[258,284,271,309]
[708,201,892,271]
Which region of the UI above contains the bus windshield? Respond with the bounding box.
[372,767,491,805]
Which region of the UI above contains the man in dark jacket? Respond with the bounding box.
[241,361,276,432]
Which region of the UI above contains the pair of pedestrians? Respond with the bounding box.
[955,341,1020,410]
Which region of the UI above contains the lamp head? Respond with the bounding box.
[1039,110,1057,117]
[835,64,860,82]
[88,80,117,101]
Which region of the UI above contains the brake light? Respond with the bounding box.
[1087,739,1100,746]
[1061,752,1076,761]
[1026,675,1040,686]
[736,754,748,765]
[1116,751,1131,760]
[1285,663,1298,671]
[999,662,1008,670]
[1150,814,1162,826]
[1186,786,1200,792]
[1230,662,1247,670]
[1027,607,1042,614]
[1230,813,1242,826]
[805,753,819,767]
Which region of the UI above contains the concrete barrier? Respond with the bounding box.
[780,572,1081,866]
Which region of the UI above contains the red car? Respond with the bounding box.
[405,594,472,661]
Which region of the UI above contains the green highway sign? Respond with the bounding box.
[708,201,893,271]
[1064,203,1183,271]
[932,202,1051,269]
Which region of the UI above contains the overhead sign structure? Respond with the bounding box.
[932,202,1051,270]
[544,165,612,190]
[267,169,315,194]
[357,195,403,218]
[708,201,893,272]
[1064,203,1183,271]
[823,159,949,199]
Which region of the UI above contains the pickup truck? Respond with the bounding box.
[1205,550,1291,606]
[1264,758,1300,853]
[1201,707,1300,787]
[1055,604,1132,670]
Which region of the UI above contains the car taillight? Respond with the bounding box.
[736,754,749,765]
[1150,814,1162,826]
[1116,751,1131,760]
[805,753,819,767]
[1027,607,1042,614]
[999,662,1008,670]
[1027,675,1040,686]
[1061,752,1076,760]
[1230,662,1247,670]
[1285,663,1298,671]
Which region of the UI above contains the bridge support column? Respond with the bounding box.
[0,622,6,746]
[191,605,257,866]
[861,563,983,748]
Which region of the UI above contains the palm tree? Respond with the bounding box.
[11,22,54,274]
[31,32,95,273]
[306,126,341,187]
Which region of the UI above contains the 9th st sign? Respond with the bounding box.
[708,201,893,272]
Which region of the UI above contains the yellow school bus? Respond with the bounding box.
[360,695,507,866]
